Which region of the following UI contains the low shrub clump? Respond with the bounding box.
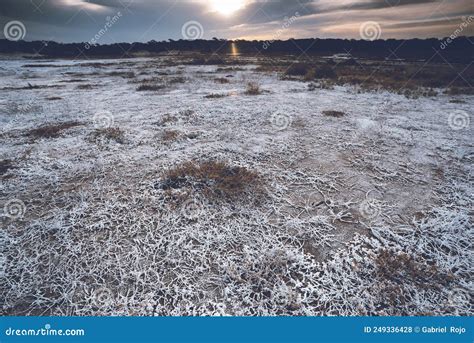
[154,114,178,126]
[159,161,262,200]
[376,249,454,290]
[214,77,230,84]
[205,93,227,99]
[107,71,135,78]
[314,65,337,79]
[161,130,180,142]
[89,127,125,144]
[137,83,166,92]
[244,82,262,95]
[25,121,83,139]
[285,63,312,76]
[308,81,335,91]
[0,160,14,175]
[76,84,96,90]
[323,110,345,118]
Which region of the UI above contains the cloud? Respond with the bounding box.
[0,0,472,42]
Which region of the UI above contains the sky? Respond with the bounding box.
[0,0,473,43]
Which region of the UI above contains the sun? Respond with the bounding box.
[209,0,245,16]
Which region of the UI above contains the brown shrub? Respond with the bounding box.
[323,110,345,118]
[1,84,63,91]
[308,81,335,91]
[167,77,186,84]
[137,83,166,91]
[285,63,312,76]
[162,130,180,142]
[216,67,245,72]
[187,55,225,65]
[89,127,125,144]
[159,161,262,199]
[76,84,96,90]
[444,87,474,96]
[244,82,262,95]
[0,160,14,175]
[214,77,230,84]
[59,79,87,83]
[107,71,135,78]
[314,65,337,79]
[26,121,83,139]
[373,249,455,312]
[205,93,227,99]
[375,249,453,290]
[154,114,178,127]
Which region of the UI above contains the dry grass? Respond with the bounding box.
[314,65,337,79]
[167,77,186,84]
[136,83,166,92]
[25,121,83,139]
[159,161,262,200]
[285,63,312,76]
[183,53,246,66]
[59,79,87,83]
[22,64,69,68]
[161,130,180,142]
[308,81,335,91]
[186,54,225,65]
[205,93,228,99]
[264,57,473,96]
[244,82,262,95]
[376,250,453,289]
[0,160,14,175]
[444,87,474,96]
[155,114,178,126]
[76,84,96,90]
[1,83,63,91]
[216,67,245,72]
[374,249,455,312]
[214,77,230,84]
[88,127,125,144]
[106,71,135,79]
[284,63,337,80]
[323,110,345,118]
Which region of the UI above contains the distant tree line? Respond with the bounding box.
[0,37,471,63]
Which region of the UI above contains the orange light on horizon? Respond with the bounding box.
[231,42,239,56]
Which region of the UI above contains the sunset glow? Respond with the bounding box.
[209,0,246,16]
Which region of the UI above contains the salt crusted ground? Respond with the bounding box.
[0,57,472,316]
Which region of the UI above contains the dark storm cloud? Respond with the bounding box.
[0,0,472,42]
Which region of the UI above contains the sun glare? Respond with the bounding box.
[209,0,245,16]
